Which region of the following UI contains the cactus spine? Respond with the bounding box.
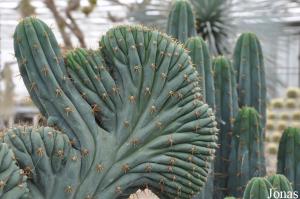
[10,17,218,199]
[243,177,273,199]
[228,107,266,197]
[233,33,266,132]
[167,0,196,43]
[277,127,300,192]
[212,56,239,198]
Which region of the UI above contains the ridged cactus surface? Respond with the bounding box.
[243,177,273,199]
[9,17,218,199]
[185,36,215,108]
[213,56,239,198]
[277,127,300,192]
[267,174,293,192]
[233,33,266,131]
[0,143,28,198]
[228,107,266,197]
[185,37,215,199]
[167,0,196,43]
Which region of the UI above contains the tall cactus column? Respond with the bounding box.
[228,107,266,197]
[185,37,216,199]
[233,33,266,132]
[277,127,300,192]
[167,0,196,43]
[213,56,239,198]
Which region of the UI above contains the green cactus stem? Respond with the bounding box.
[10,17,218,199]
[267,174,293,192]
[277,127,300,192]
[243,177,273,199]
[185,36,215,108]
[228,107,266,197]
[233,33,266,132]
[213,56,239,198]
[166,0,197,43]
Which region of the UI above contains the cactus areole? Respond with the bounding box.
[7,17,218,199]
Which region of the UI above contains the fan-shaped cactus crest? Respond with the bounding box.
[1,17,218,199]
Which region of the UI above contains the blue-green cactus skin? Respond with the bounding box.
[0,143,28,199]
[167,0,197,43]
[10,17,218,199]
[212,56,239,199]
[233,33,266,133]
[185,37,216,199]
[228,107,266,197]
[277,127,300,192]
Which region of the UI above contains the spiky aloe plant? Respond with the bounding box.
[166,0,196,43]
[8,17,218,199]
[243,177,274,199]
[233,33,266,133]
[185,36,215,108]
[277,127,300,192]
[212,56,239,199]
[228,107,266,197]
[267,174,293,192]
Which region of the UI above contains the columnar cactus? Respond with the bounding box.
[9,17,218,199]
[277,127,300,192]
[185,37,215,199]
[213,56,239,198]
[0,143,28,198]
[267,174,293,192]
[233,33,266,132]
[228,107,266,197]
[243,177,273,199]
[167,0,197,43]
[185,36,215,108]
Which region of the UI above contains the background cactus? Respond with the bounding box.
[166,0,196,43]
[185,37,215,199]
[228,107,266,197]
[10,17,218,199]
[185,36,215,108]
[233,33,266,132]
[277,127,300,192]
[243,177,273,199]
[213,56,239,198]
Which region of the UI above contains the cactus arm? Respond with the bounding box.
[243,177,273,199]
[0,143,29,199]
[4,127,81,199]
[13,17,99,177]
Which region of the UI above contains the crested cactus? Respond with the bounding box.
[185,37,215,199]
[233,33,266,132]
[277,127,300,192]
[185,36,215,108]
[10,17,218,199]
[228,107,266,197]
[167,0,196,43]
[0,143,28,198]
[243,177,273,199]
[267,174,293,192]
[213,56,239,198]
